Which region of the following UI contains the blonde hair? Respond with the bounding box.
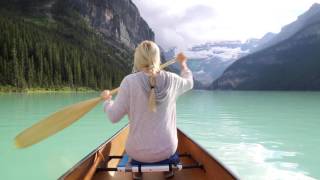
[133,40,161,112]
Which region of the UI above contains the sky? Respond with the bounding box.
[132,0,320,49]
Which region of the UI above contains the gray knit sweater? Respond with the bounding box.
[103,69,193,162]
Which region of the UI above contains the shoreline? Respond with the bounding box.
[0,86,98,93]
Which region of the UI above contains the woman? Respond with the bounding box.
[101,40,193,179]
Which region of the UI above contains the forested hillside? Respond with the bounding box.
[0,0,154,91]
[0,15,130,90]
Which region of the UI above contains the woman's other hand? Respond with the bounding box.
[176,52,187,65]
[101,90,112,101]
[176,52,188,70]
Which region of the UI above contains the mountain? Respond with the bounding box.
[253,3,320,52]
[211,3,320,90]
[0,0,154,49]
[241,38,261,51]
[59,0,154,49]
[164,40,257,89]
[0,0,154,90]
[250,32,276,52]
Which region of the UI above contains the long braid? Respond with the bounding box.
[133,40,161,112]
[148,70,157,112]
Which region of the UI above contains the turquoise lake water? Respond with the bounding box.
[0,91,319,180]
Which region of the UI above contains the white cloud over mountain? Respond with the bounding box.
[132,0,320,49]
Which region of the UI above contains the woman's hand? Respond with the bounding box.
[100,90,112,101]
[176,52,187,65]
[176,52,188,70]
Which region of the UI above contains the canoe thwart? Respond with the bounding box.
[106,153,192,161]
[96,153,204,173]
[96,163,204,172]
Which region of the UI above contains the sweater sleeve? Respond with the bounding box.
[176,68,194,97]
[103,78,129,123]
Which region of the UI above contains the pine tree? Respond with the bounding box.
[27,56,35,87]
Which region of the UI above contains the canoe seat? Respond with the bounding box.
[96,153,204,173]
[117,154,183,173]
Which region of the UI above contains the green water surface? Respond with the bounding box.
[0,91,319,180]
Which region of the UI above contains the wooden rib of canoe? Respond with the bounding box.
[59,125,238,180]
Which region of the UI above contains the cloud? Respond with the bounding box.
[132,0,217,49]
[132,0,320,50]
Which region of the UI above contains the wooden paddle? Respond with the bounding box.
[14,58,177,148]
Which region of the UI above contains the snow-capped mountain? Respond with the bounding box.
[187,41,249,60]
[164,4,320,90]
[164,40,258,88]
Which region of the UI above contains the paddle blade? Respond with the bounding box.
[15,97,102,148]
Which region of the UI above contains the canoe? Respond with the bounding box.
[59,125,238,180]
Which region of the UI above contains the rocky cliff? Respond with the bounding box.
[211,3,320,90]
[57,0,154,49]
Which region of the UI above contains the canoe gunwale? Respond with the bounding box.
[178,128,239,179]
[59,124,129,179]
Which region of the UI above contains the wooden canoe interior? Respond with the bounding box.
[60,126,237,180]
